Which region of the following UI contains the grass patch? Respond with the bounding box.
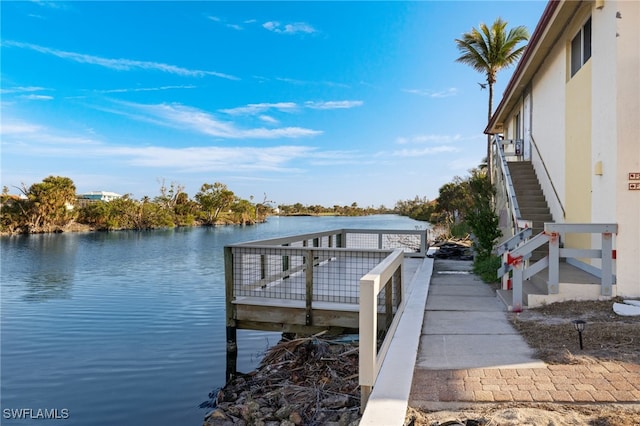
[449,222,471,239]
[473,254,501,283]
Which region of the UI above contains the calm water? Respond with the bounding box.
[0,215,426,425]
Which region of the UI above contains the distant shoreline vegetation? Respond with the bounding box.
[1,176,428,236]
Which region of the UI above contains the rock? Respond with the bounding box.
[321,394,350,409]
[274,405,292,419]
[204,408,227,420]
[339,411,354,426]
[203,335,363,425]
[203,408,234,426]
[288,411,303,425]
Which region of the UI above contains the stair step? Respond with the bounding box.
[518,197,547,205]
[520,206,551,213]
[520,208,549,215]
[514,188,544,195]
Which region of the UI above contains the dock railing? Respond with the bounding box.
[224,227,428,408]
[359,248,405,410]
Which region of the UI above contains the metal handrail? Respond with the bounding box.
[530,134,566,218]
[492,135,524,237]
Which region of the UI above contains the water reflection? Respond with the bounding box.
[3,234,79,302]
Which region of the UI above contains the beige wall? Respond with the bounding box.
[564,59,592,251]
[563,5,593,254]
[591,3,618,224]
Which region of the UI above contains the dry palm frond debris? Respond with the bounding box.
[203,332,362,426]
[510,297,640,364]
[431,238,474,260]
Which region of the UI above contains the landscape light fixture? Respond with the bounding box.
[573,319,586,350]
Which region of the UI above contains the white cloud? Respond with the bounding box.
[0,120,42,135]
[259,115,279,124]
[3,40,239,80]
[220,102,298,116]
[99,85,196,93]
[306,149,369,167]
[1,118,100,146]
[391,146,459,157]
[19,94,54,100]
[121,102,321,139]
[403,88,458,98]
[263,21,317,34]
[395,134,462,144]
[220,100,362,116]
[2,117,317,173]
[31,1,66,8]
[448,157,484,172]
[0,86,47,94]
[275,77,350,88]
[304,100,363,110]
[208,16,243,30]
[111,145,314,172]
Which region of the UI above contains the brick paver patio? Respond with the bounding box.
[411,362,640,404]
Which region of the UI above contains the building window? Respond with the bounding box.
[570,17,592,77]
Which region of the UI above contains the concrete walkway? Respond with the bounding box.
[410,259,640,410]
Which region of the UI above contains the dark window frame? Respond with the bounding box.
[570,17,592,77]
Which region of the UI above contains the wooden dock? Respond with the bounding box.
[224,228,429,381]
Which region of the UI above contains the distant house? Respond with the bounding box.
[77,191,122,207]
[486,0,639,300]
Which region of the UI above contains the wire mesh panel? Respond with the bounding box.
[345,232,379,250]
[312,249,388,304]
[233,246,308,301]
[345,230,425,254]
[381,233,422,253]
[231,246,390,305]
[375,266,402,316]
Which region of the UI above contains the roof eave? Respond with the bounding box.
[485,0,580,135]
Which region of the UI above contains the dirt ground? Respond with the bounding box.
[406,298,640,426]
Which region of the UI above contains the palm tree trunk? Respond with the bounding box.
[486,82,494,181]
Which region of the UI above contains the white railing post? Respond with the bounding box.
[359,274,378,411]
[512,263,523,312]
[548,232,560,294]
[502,252,510,290]
[419,229,428,256]
[601,232,613,296]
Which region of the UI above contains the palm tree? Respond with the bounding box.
[455,18,529,176]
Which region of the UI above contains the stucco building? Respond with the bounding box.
[487,0,639,299]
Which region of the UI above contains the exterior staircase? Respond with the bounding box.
[499,160,553,308]
[507,161,553,261]
[493,139,614,310]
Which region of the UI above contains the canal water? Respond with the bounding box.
[0,215,427,425]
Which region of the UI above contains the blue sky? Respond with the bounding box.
[1,1,547,208]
